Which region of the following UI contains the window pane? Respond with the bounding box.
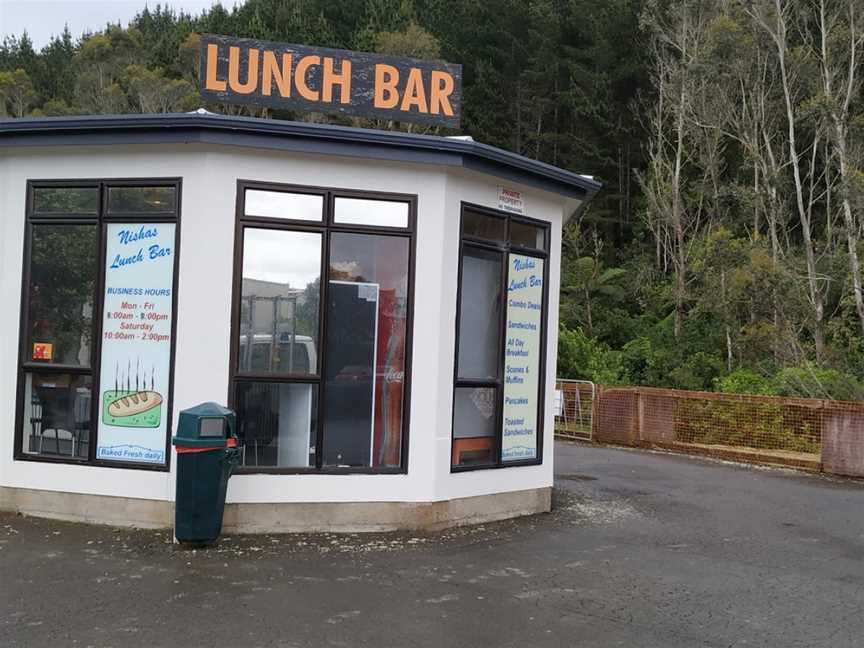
[333,197,409,228]
[235,382,318,468]
[27,224,97,367]
[245,189,323,221]
[510,221,546,250]
[238,228,321,375]
[23,372,92,460]
[107,186,176,212]
[323,233,409,468]
[462,209,505,242]
[452,387,496,467]
[33,187,98,214]
[457,246,503,380]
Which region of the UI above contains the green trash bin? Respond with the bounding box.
[172,402,241,544]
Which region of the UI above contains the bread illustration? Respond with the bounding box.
[108,391,163,418]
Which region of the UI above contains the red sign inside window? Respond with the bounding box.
[32,342,53,361]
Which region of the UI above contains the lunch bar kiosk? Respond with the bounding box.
[0,51,599,531]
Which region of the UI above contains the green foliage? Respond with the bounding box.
[772,365,864,402]
[375,23,441,59]
[0,68,37,116]
[714,369,777,396]
[557,325,623,385]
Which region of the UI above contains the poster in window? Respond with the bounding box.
[501,254,544,462]
[96,223,176,464]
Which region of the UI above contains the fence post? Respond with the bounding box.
[591,384,601,442]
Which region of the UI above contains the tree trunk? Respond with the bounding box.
[818,0,864,339]
[835,130,864,338]
[768,0,825,362]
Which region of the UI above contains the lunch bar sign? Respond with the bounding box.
[200,34,462,127]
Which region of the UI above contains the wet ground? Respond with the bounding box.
[1,442,863,647]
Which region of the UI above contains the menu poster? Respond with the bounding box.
[96,223,176,465]
[501,253,544,462]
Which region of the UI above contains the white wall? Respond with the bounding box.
[0,143,565,506]
[430,170,563,502]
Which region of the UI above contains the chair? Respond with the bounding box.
[32,386,78,457]
[73,389,91,458]
[239,386,277,466]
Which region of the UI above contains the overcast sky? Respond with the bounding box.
[0,0,244,48]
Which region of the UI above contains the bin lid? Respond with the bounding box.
[173,401,236,448]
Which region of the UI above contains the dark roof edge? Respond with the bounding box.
[0,113,602,200]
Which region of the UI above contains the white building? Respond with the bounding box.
[0,113,600,532]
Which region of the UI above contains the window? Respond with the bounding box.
[238,228,321,375]
[334,197,410,228]
[15,180,180,469]
[452,205,548,470]
[244,189,323,222]
[230,182,414,472]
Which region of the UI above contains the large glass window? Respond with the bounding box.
[231,182,413,472]
[238,229,321,375]
[16,181,180,468]
[457,247,503,381]
[323,233,409,468]
[27,224,97,368]
[452,205,548,470]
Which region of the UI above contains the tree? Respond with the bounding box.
[0,68,36,117]
[124,65,198,113]
[746,0,830,362]
[73,27,143,113]
[812,0,864,339]
[638,0,718,338]
[561,226,626,337]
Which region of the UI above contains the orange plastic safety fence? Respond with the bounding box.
[560,383,864,478]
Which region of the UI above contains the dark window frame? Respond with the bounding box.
[228,180,416,475]
[452,202,550,472]
[14,178,182,472]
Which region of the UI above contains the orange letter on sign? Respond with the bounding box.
[322,57,352,104]
[228,46,259,94]
[205,43,226,92]
[400,68,428,113]
[262,51,292,97]
[430,70,455,116]
[295,55,321,101]
[374,64,400,109]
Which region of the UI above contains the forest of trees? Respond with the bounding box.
[2,0,863,400]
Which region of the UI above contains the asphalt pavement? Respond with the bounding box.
[1,442,862,647]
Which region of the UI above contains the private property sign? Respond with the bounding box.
[200,34,462,127]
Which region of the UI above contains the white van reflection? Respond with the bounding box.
[238,332,317,374]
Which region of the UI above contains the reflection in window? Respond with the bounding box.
[24,372,92,459]
[462,209,506,242]
[245,189,323,221]
[452,387,496,467]
[323,233,409,468]
[333,197,409,228]
[107,186,176,212]
[457,246,503,380]
[33,187,98,214]
[238,228,321,375]
[28,224,97,367]
[235,382,317,468]
[510,221,546,250]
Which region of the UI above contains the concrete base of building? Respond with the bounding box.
[0,486,173,529]
[0,486,552,533]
